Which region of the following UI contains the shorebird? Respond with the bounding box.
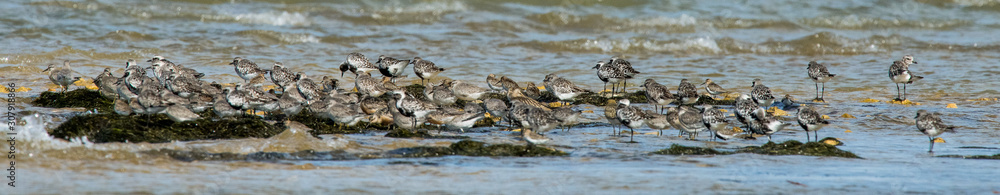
[411,57,445,86]
[677,79,700,105]
[358,95,386,115]
[295,72,322,101]
[915,110,956,153]
[123,59,146,92]
[889,55,923,101]
[642,110,670,136]
[320,76,338,93]
[672,106,706,140]
[507,88,550,111]
[735,94,764,127]
[543,73,590,105]
[609,57,639,94]
[444,110,486,133]
[642,79,675,113]
[163,104,200,123]
[356,72,390,97]
[525,105,559,134]
[552,107,581,132]
[603,99,621,136]
[385,97,419,130]
[394,90,438,131]
[776,94,800,111]
[148,56,203,80]
[94,68,118,98]
[796,105,830,142]
[315,101,365,126]
[748,111,790,142]
[278,84,306,116]
[426,79,457,106]
[507,102,533,129]
[451,80,488,101]
[230,57,266,82]
[702,105,728,141]
[714,126,743,141]
[115,78,138,101]
[523,82,541,100]
[522,128,552,145]
[128,99,146,115]
[807,61,836,101]
[486,74,504,92]
[163,74,202,98]
[483,98,508,126]
[270,62,295,89]
[751,78,775,109]
[592,61,626,97]
[700,79,729,99]
[114,98,131,116]
[498,76,520,92]
[615,99,645,142]
[42,60,79,93]
[339,52,379,77]
[376,55,411,83]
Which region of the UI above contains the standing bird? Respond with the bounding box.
[339,52,379,77]
[748,111,790,142]
[552,107,582,132]
[796,105,830,142]
[702,105,728,141]
[677,79,700,106]
[523,82,541,100]
[603,99,621,136]
[93,67,119,98]
[915,110,956,153]
[642,110,670,136]
[609,57,640,94]
[522,128,552,145]
[888,55,923,101]
[615,99,645,142]
[642,79,675,113]
[700,79,730,99]
[498,76,520,92]
[734,94,764,127]
[451,80,488,101]
[592,61,626,97]
[543,73,591,106]
[507,88,550,111]
[230,57,266,82]
[42,60,80,93]
[270,62,296,89]
[376,55,411,83]
[751,78,775,109]
[486,74,504,92]
[355,72,390,97]
[483,98,508,126]
[411,57,445,86]
[295,72,322,101]
[807,61,836,101]
[671,106,706,140]
[394,90,438,131]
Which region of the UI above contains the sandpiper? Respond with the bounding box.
[320,76,338,93]
[230,57,266,82]
[507,88,550,111]
[751,78,775,109]
[592,61,626,96]
[94,68,118,98]
[339,52,379,77]
[278,84,306,116]
[806,61,836,101]
[356,72,390,97]
[543,73,591,105]
[702,105,728,141]
[270,62,295,89]
[427,79,457,106]
[486,74,504,91]
[776,94,800,111]
[677,79,700,105]
[714,126,743,141]
[642,79,675,113]
[163,104,200,123]
[451,80,488,101]
[642,110,670,136]
[411,57,445,86]
[526,107,559,134]
[315,101,365,126]
[889,55,923,101]
[114,98,132,116]
[673,106,706,140]
[42,60,79,93]
[603,99,621,136]
[552,107,581,132]
[376,55,411,83]
[498,76,520,92]
[915,110,956,153]
[523,82,541,100]
[115,78,138,101]
[796,105,830,142]
[522,128,552,145]
[483,98,508,126]
[295,72,322,101]
[444,110,486,133]
[163,75,202,98]
[615,99,645,142]
[700,79,729,99]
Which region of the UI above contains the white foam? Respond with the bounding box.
[16,114,85,151]
[581,37,721,53]
[232,11,312,26]
[628,14,698,27]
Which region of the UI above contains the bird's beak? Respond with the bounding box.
[146,59,153,62]
[42,67,51,73]
[912,61,918,64]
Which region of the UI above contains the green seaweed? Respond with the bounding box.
[651,140,861,158]
[50,113,282,143]
[389,140,567,157]
[383,128,471,139]
[32,89,114,113]
[152,140,566,162]
[937,153,1000,160]
[286,111,371,137]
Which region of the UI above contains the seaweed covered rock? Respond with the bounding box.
[387,140,567,157]
[384,128,470,139]
[286,111,374,137]
[50,113,282,143]
[651,140,861,158]
[32,89,114,112]
[938,153,1000,160]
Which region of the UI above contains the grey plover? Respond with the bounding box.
[523,82,541,100]
[94,68,118,98]
[230,57,266,82]
[735,94,764,127]
[115,78,138,101]
[355,72,389,97]
[507,88,550,111]
[615,99,645,142]
[609,57,640,94]
[751,78,775,109]
[807,61,836,101]
[163,104,200,123]
[522,128,552,145]
[592,61,626,96]
[339,52,379,77]
[525,107,559,134]
[224,86,248,111]
[451,80,488,101]
[796,105,830,142]
[507,102,533,129]
[776,94,800,111]
[394,90,439,130]
[411,57,445,86]
[543,73,590,105]
[641,79,675,113]
[915,110,956,153]
[42,60,79,93]
[702,105,728,141]
[270,62,296,89]
[123,59,146,92]
[320,76,338,93]
[295,72,322,101]
[673,106,706,140]
[677,79,700,105]
[148,56,203,80]
[749,111,790,142]
[551,107,581,132]
[889,55,923,101]
[387,97,419,130]
[376,55,411,83]
[163,75,201,98]
[700,79,729,99]
[486,74,504,91]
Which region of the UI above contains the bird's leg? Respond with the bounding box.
[895,83,901,100]
[903,83,908,100]
[815,82,820,100]
[821,82,826,100]
[806,131,810,142]
[629,127,634,142]
[814,131,819,142]
[928,136,935,153]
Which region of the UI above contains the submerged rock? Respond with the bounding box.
[384,128,470,139]
[50,113,283,143]
[651,140,861,158]
[938,154,1000,160]
[32,89,114,113]
[152,140,566,162]
[386,140,567,157]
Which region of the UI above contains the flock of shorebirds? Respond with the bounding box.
[41,53,955,153]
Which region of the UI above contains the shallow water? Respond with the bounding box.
[3,0,1000,193]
